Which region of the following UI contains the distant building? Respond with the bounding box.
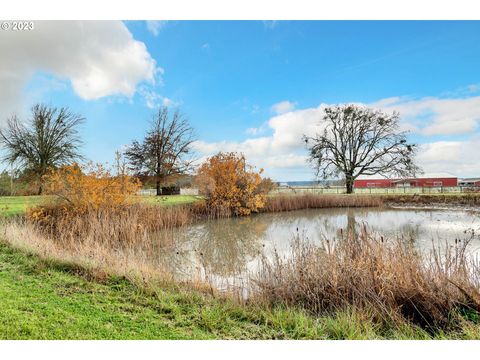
[353,173,458,189]
[458,178,480,187]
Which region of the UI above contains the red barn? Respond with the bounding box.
[354,173,458,189]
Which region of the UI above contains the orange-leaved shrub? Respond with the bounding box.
[195,152,268,216]
[30,163,141,218]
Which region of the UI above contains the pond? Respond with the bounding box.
[152,207,480,291]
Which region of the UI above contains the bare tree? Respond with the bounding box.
[0,104,84,194]
[304,104,420,194]
[125,107,196,196]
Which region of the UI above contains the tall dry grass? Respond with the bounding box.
[264,194,383,213]
[2,202,241,289]
[382,193,480,207]
[28,201,233,237]
[253,228,480,330]
[2,204,208,288]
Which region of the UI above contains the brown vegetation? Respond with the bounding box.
[4,203,213,289]
[253,228,480,330]
[31,163,141,219]
[196,152,268,215]
[382,193,480,207]
[264,193,383,212]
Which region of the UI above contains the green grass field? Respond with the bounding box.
[139,194,202,206]
[0,195,202,217]
[0,196,46,217]
[3,243,478,339]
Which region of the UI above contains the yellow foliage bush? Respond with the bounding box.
[195,152,268,216]
[40,162,141,214]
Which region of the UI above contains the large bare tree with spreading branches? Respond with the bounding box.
[125,106,196,196]
[304,104,420,194]
[0,104,84,194]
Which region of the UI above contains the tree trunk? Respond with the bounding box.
[347,180,353,194]
[344,170,355,194]
[37,182,43,195]
[156,179,161,196]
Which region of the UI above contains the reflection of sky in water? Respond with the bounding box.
[152,208,480,290]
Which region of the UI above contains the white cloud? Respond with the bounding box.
[138,86,175,109]
[194,92,480,180]
[201,43,210,50]
[0,21,158,119]
[370,95,480,136]
[270,100,296,115]
[417,139,480,176]
[146,21,168,36]
[162,97,174,107]
[191,104,326,179]
[246,127,259,136]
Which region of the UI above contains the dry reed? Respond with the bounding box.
[2,204,216,288]
[253,227,480,330]
[264,194,383,213]
[382,193,480,207]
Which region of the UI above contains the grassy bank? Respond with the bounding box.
[2,242,479,339]
[0,242,316,339]
[0,194,201,217]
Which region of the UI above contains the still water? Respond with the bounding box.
[153,207,480,290]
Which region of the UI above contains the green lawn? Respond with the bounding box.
[1,242,479,339]
[0,195,202,217]
[0,196,46,217]
[139,194,203,206]
[0,243,347,339]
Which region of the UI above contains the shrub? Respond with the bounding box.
[195,152,267,216]
[34,163,141,216]
[256,177,277,195]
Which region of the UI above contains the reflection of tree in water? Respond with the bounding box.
[194,216,266,277]
[339,209,422,243]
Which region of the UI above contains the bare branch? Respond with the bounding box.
[304,104,420,194]
[124,106,197,195]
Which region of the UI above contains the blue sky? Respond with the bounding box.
[2,21,480,180]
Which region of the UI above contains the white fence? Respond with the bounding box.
[180,187,199,195]
[137,187,199,196]
[273,186,480,195]
[137,188,157,196]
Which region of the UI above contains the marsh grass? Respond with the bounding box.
[253,227,480,331]
[264,194,383,212]
[382,193,480,207]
